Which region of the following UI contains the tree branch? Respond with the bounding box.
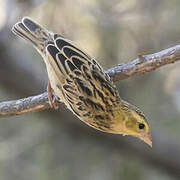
[107,45,180,81]
[0,93,62,117]
[0,45,180,117]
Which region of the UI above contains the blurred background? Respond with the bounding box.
[0,0,180,179]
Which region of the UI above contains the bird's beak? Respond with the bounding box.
[140,132,152,147]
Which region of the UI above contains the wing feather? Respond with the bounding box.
[45,36,120,120]
[55,37,91,60]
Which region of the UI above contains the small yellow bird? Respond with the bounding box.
[12,17,152,146]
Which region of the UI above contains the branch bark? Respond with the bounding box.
[107,44,180,81]
[0,44,180,117]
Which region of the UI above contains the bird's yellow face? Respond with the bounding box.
[110,104,152,147]
[123,110,152,147]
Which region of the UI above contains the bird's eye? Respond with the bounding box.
[138,123,145,130]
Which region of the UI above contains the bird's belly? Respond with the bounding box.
[45,62,65,101]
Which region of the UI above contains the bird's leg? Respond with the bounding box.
[47,80,58,109]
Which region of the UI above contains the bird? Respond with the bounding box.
[12,17,152,147]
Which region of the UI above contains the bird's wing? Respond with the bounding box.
[46,35,120,119]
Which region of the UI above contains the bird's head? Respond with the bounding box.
[110,100,152,147]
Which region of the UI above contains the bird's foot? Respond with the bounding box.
[47,80,59,109]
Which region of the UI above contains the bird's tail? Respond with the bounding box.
[12,17,52,53]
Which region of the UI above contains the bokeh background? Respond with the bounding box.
[0,0,180,179]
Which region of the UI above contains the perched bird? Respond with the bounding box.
[12,17,152,146]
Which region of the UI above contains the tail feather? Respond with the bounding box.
[12,17,51,52]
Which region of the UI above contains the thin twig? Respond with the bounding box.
[1,45,180,117]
